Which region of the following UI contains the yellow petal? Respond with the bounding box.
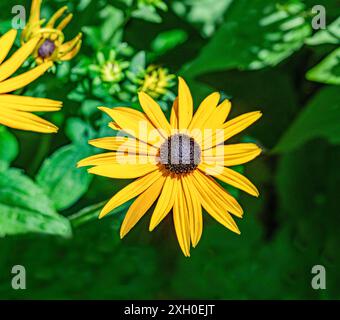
[99,170,163,218]
[177,77,193,129]
[77,152,155,167]
[88,163,158,179]
[58,33,82,52]
[207,99,231,129]
[59,40,82,61]
[108,122,121,131]
[0,29,17,64]
[203,143,262,166]
[149,175,178,231]
[0,94,62,112]
[120,175,165,238]
[0,36,40,82]
[193,170,243,218]
[182,175,203,247]
[0,108,58,133]
[57,13,73,30]
[88,137,158,155]
[170,97,179,130]
[203,111,262,150]
[192,171,241,234]
[99,106,164,146]
[188,92,220,131]
[138,91,171,137]
[0,62,53,94]
[198,163,259,197]
[28,0,42,26]
[173,179,191,257]
[46,6,68,28]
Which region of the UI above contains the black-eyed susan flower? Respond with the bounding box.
[21,0,82,65]
[0,29,61,133]
[78,77,262,256]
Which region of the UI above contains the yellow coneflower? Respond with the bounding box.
[139,65,175,99]
[78,77,262,256]
[21,0,82,65]
[0,29,61,133]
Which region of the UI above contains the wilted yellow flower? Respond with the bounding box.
[78,77,262,256]
[21,0,82,65]
[139,65,175,99]
[0,29,62,133]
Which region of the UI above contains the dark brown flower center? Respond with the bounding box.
[159,134,201,174]
[38,39,56,58]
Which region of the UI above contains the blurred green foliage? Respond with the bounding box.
[0,0,339,299]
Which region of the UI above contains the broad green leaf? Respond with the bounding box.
[276,141,340,282]
[0,126,18,166]
[306,48,340,85]
[305,17,340,45]
[183,0,312,77]
[0,168,71,237]
[274,86,340,153]
[36,144,93,211]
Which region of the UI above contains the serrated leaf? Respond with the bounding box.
[36,144,93,211]
[0,168,71,237]
[183,0,312,77]
[306,47,340,85]
[305,17,340,46]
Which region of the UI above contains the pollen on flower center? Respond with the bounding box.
[159,134,201,174]
[38,39,56,58]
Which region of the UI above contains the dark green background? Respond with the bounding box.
[0,0,339,299]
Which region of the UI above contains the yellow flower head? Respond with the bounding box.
[0,29,62,133]
[21,0,82,65]
[78,77,262,256]
[139,65,175,99]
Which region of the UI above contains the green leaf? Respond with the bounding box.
[151,29,188,55]
[100,5,125,43]
[275,140,340,282]
[183,0,311,77]
[132,5,163,23]
[65,117,95,143]
[36,144,93,211]
[306,48,340,85]
[305,17,340,46]
[80,99,103,117]
[129,51,146,74]
[274,86,340,153]
[0,168,71,237]
[0,126,18,166]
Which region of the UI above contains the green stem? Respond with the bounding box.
[69,199,132,228]
[28,134,52,175]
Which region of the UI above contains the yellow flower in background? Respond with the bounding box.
[78,77,262,256]
[0,29,62,133]
[21,0,82,65]
[139,65,175,99]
